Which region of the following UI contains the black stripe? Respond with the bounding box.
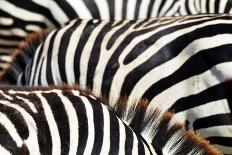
[55,0,78,19]
[58,20,81,83]
[194,114,232,130]
[157,0,166,16]
[225,1,232,13]
[74,20,100,84]
[45,30,59,84]
[106,0,115,20]
[134,0,142,19]
[87,97,104,155]
[122,0,128,19]
[185,0,193,14]
[147,0,155,18]
[206,137,232,147]
[106,21,135,50]
[215,0,220,13]
[18,93,52,154]
[109,109,119,154]
[206,0,210,13]
[170,83,226,113]
[87,22,114,90]
[0,104,29,139]
[83,0,100,18]
[7,0,60,26]
[142,43,232,102]
[64,92,88,154]
[119,19,231,99]
[0,123,19,154]
[42,92,70,154]
[30,41,45,84]
[124,125,133,155]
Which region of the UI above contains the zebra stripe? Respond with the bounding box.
[13,14,232,154]
[0,86,220,154]
[1,0,232,71]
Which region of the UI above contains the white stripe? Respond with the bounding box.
[32,0,69,25]
[165,2,180,16]
[131,132,139,155]
[0,55,12,62]
[92,21,135,96]
[209,0,216,13]
[0,39,20,46]
[16,96,38,113]
[47,1,69,25]
[95,0,110,20]
[172,99,230,127]
[66,0,92,19]
[0,1,55,28]
[201,0,207,13]
[159,0,176,17]
[0,28,27,37]
[195,0,201,11]
[118,117,126,155]
[66,21,87,84]
[54,90,79,155]
[189,0,198,14]
[79,21,106,88]
[0,17,13,25]
[114,0,123,20]
[0,144,11,155]
[110,20,232,110]
[29,44,42,85]
[126,0,137,19]
[0,112,23,147]
[79,96,95,155]
[138,0,151,19]
[197,125,232,138]
[219,0,228,13]
[213,144,232,154]
[149,62,232,112]
[99,104,111,155]
[151,0,162,17]
[25,25,42,31]
[35,92,61,155]
[51,20,76,84]
[0,90,13,100]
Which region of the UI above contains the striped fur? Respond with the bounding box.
[10,14,232,154]
[0,85,222,154]
[1,0,232,71]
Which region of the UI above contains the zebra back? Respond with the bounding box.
[0,85,221,155]
[1,0,232,71]
[14,15,232,154]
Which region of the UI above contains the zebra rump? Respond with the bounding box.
[8,14,232,154]
[0,85,221,155]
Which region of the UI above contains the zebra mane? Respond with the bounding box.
[0,31,48,84]
[0,84,222,154]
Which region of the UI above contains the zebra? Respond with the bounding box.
[6,14,232,154]
[1,0,232,71]
[0,85,221,155]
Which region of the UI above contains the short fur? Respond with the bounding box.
[0,84,222,154]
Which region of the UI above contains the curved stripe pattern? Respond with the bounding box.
[15,14,232,154]
[1,0,232,71]
[0,86,221,155]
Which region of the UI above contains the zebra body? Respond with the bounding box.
[1,0,232,70]
[13,14,232,154]
[0,85,221,155]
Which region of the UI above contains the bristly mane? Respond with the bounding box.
[0,84,222,154]
[0,31,48,84]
